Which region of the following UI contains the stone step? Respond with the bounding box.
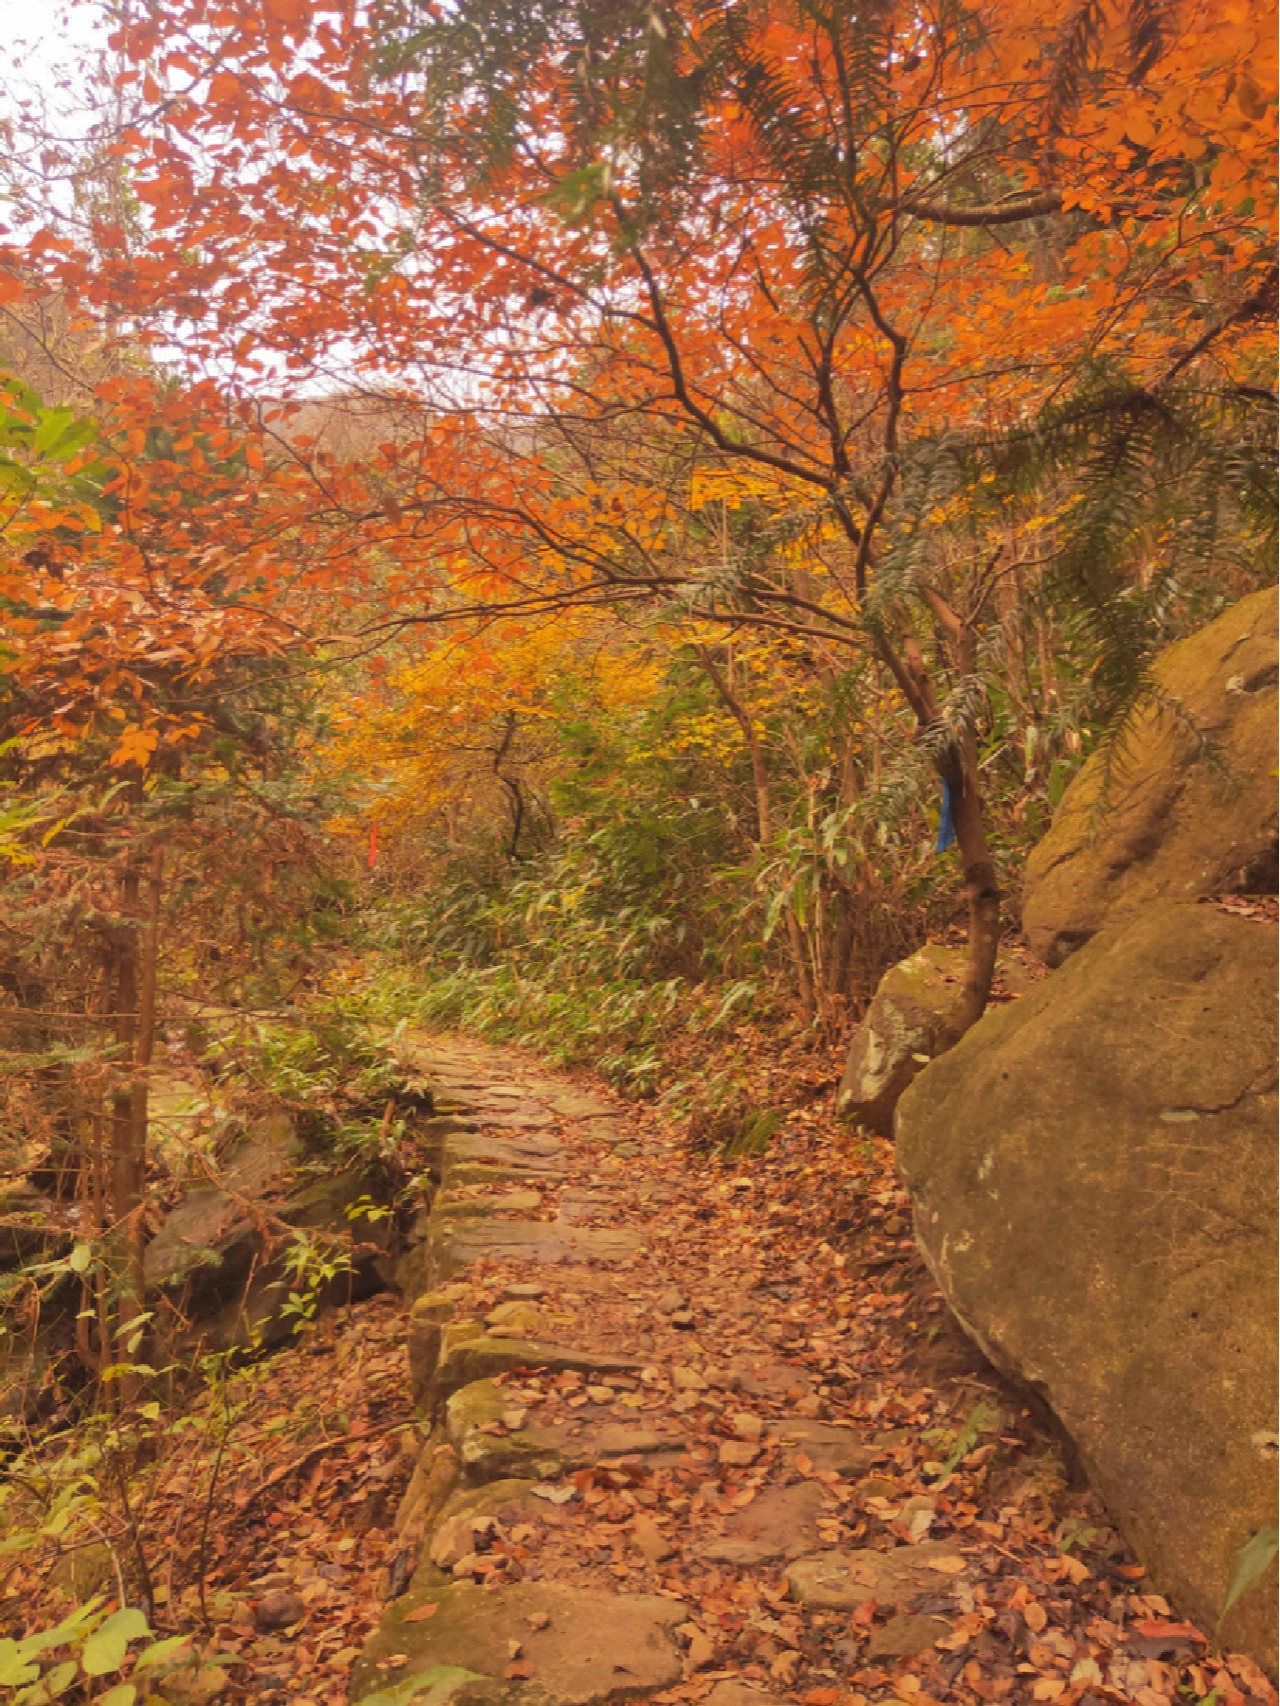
[447,1377,685,1484]
[426,1218,643,1286]
[355,1035,875,1706]
[352,1578,687,1704]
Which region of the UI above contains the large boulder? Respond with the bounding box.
[837,945,1040,1132]
[145,1114,395,1351]
[836,943,968,1133]
[145,1113,301,1299]
[1022,587,1278,966]
[897,901,1278,1663]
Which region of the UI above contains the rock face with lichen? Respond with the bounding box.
[144,1114,394,1351]
[897,901,1279,1665]
[1022,586,1278,966]
[836,943,968,1134]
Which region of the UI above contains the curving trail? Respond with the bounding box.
[339,1033,1265,1706]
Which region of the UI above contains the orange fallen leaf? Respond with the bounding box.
[403,1603,439,1623]
[1023,1601,1047,1633]
[1134,1619,1205,1641]
[804,1690,839,1704]
[851,1598,877,1627]
[505,1659,535,1679]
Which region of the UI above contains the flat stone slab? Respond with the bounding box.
[728,1357,816,1402]
[419,1115,481,1139]
[589,1424,675,1456]
[434,1336,642,1400]
[556,1189,618,1226]
[541,1089,621,1119]
[581,1119,637,1144]
[444,1135,564,1179]
[447,1381,681,1483]
[430,1219,642,1282]
[701,1481,827,1565]
[867,1612,952,1659]
[704,1687,788,1706]
[447,1162,570,1189]
[775,1418,875,1478]
[352,1582,686,1705]
[478,1109,559,1130]
[786,1541,973,1610]
[434,1189,543,1220]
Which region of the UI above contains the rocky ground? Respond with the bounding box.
[17,1028,1275,1706]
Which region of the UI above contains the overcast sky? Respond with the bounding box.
[1,0,106,136]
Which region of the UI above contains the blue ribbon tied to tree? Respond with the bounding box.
[936,778,957,853]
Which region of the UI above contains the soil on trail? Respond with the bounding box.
[32,1029,1269,1706]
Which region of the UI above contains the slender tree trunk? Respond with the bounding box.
[110,844,162,1383]
[110,865,139,1273]
[938,741,1001,1045]
[695,645,816,1019]
[827,880,856,999]
[129,846,163,1316]
[493,710,527,862]
[874,606,1002,1045]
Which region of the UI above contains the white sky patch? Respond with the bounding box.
[1,0,106,124]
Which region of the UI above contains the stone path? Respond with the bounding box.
[349,1035,982,1706]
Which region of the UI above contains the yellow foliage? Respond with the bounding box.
[323,613,658,846]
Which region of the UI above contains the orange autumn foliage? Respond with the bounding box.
[0,0,1272,1026]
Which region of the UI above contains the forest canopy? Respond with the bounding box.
[0,0,1274,1373]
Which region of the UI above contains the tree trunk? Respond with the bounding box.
[110,844,162,1382]
[875,608,1002,1045]
[110,863,139,1285]
[695,645,816,1020]
[938,741,1001,1045]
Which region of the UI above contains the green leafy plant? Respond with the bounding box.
[352,1665,481,1706]
[1215,1523,1279,1642]
[278,1230,355,1331]
[0,1598,187,1704]
[921,1396,1003,1483]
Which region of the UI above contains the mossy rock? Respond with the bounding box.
[433,1337,640,1402]
[446,1379,582,1483]
[1023,586,1278,965]
[352,1576,685,1705]
[836,943,968,1134]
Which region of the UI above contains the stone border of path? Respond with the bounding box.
[350,1040,709,1706]
[349,1037,977,1706]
